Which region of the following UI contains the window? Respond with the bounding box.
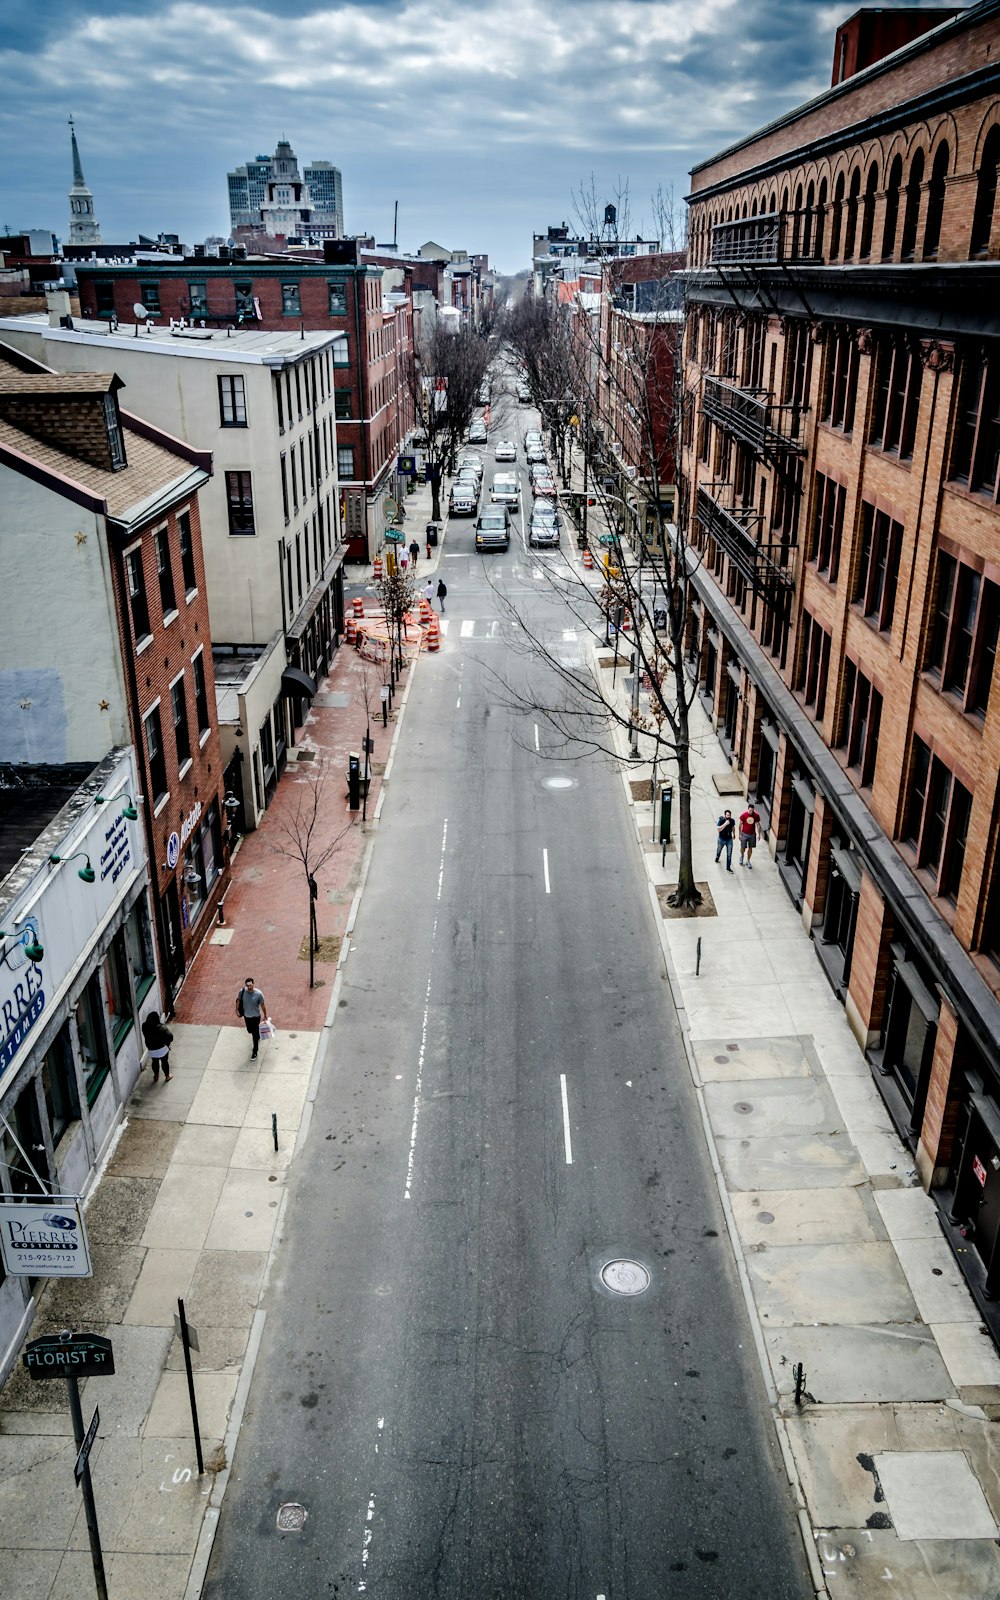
[95,280,115,318]
[338,445,355,478]
[235,281,255,319]
[219,373,247,427]
[970,127,1000,258]
[40,1026,79,1147]
[924,549,1000,714]
[859,163,879,259]
[905,734,972,901]
[923,144,948,260]
[75,974,110,1107]
[869,338,921,459]
[178,509,197,594]
[809,472,846,580]
[275,373,285,433]
[125,548,151,644]
[154,527,176,617]
[192,650,211,738]
[188,281,208,317]
[335,389,352,420]
[282,282,301,316]
[900,151,924,261]
[104,929,135,1050]
[796,612,831,719]
[280,454,290,522]
[145,705,168,806]
[139,281,161,315]
[225,470,255,536]
[881,156,902,260]
[328,282,347,314]
[821,329,859,432]
[951,349,1000,503]
[830,173,845,260]
[838,660,882,786]
[843,168,861,259]
[781,318,812,409]
[333,334,349,367]
[124,898,155,1007]
[171,675,191,769]
[104,394,127,469]
[853,503,901,632]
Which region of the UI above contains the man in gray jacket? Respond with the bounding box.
[238,977,268,1059]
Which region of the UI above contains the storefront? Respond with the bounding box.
[0,748,159,1380]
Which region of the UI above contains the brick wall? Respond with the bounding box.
[918,994,963,1185]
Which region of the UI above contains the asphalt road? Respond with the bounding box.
[202,417,813,1600]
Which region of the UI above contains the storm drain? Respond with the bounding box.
[601,1259,650,1296]
[276,1503,308,1532]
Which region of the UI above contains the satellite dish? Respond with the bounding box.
[132,303,149,319]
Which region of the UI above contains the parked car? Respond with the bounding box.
[490,471,520,510]
[475,508,511,551]
[449,480,478,516]
[529,510,560,547]
[525,430,544,448]
[469,419,488,444]
[529,459,552,482]
[517,384,532,403]
[532,476,556,499]
[457,453,484,481]
[477,381,491,404]
[526,444,548,465]
[494,439,517,462]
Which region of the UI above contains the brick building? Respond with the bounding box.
[0,354,225,1000]
[72,241,414,559]
[680,1,1000,1321]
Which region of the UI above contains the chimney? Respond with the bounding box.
[46,289,73,329]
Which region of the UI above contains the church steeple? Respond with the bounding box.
[68,117,102,247]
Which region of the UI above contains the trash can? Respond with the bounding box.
[426,522,438,547]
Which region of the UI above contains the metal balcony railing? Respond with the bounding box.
[701,375,805,459]
[696,483,795,595]
[709,210,823,268]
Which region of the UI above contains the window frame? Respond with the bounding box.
[218,373,248,428]
[282,282,301,316]
[225,470,256,536]
[337,444,355,479]
[154,526,177,619]
[144,702,169,810]
[853,502,901,633]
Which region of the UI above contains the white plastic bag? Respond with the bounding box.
[259,1018,276,1041]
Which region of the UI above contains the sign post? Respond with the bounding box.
[24,1330,115,1600]
[174,1299,204,1476]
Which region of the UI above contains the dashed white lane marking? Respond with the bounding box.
[404,819,447,1201]
[357,1416,385,1592]
[460,619,475,638]
[534,724,540,751]
[560,1075,573,1165]
[542,847,551,895]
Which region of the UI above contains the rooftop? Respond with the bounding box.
[0,763,98,882]
[0,313,341,366]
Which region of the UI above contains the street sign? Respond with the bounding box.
[74,1405,100,1484]
[397,455,417,477]
[24,1333,115,1381]
[598,534,615,547]
[0,1199,91,1278]
[383,529,404,544]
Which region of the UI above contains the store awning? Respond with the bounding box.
[281,666,317,699]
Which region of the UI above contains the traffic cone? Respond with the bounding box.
[373,555,383,581]
[583,548,594,570]
[419,598,432,626]
[345,615,356,645]
[352,596,364,619]
[622,610,631,633]
[426,615,441,652]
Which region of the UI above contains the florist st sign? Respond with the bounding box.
[0,1198,92,1278]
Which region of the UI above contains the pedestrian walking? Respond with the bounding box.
[237,977,268,1059]
[715,809,736,871]
[437,578,447,613]
[142,1010,174,1082]
[399,547,409,574]
[409,539,420,569]
[424,578,434,607]
[739,803,762,868]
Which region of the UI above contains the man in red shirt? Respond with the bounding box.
[739,804,762,868]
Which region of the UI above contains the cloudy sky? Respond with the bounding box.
[0,0,944,271]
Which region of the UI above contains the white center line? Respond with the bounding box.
[405,819,448,1201]
[542,847,551,894]
[560,1074,573,1165]
[534,724,540,751]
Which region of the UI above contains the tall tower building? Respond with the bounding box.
[67,117,102,246]
[227,140,343,240]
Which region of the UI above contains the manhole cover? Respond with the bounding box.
[757,1211,775,1224]
[601,1259,650,1295]
[276,1502,307,1532]
[544,776,575,790]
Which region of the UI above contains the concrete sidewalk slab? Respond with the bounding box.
[874,1449,998,1539]
[731,1188,878,1247]
[747,1241,920,1325]
[765,1323,950,1403]
[141,1165,228,1250]
[202,1169,282,1252]
[715,1130,867,1190]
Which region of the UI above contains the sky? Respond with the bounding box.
[0,0,951,273]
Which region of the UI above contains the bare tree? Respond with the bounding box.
[495,191,707,908]
[373,565,419,685]
[268,765,354,988]
[407,321,496,521]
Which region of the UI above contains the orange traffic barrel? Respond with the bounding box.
[352,596,364,619]
[583,548,594,569]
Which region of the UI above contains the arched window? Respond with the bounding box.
[751,196,758,217]
[830,173,845,259]
[900,150,924,261]
[815,179,828,260]
[923,143,948,259]
[859,163,879,258]
[803,182,815,258]
[881,156,903,260]
[768,190,777,214]
[843,169,862,259]
[970,126,1000,257]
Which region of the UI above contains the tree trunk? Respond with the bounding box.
[665,636,703,909]
[430,466,441,522]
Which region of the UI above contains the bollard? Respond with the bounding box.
[793,1361,806,1406]
[695,935,702,976]
[272,1112,279,1153]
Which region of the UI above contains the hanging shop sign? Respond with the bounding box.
[0,1197,92,1278]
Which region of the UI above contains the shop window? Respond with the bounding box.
[784,775,814,895]
[904,734,972,901]
[144,705,168,808]
[40,1025,79,1148]
[925,550,1000,715]
[126,547,151,645]
[104,929,135,1051]
[76,972,110,1106]
[226,470,256,536]
[878,945,938,1134]
[820,330,858,433]
[950,349,1000,505]
[124,898,156,1007]
[154,527,176,618]
[219,374,247,428]
[178,510,197,595]
[809,472,845,580]
[853,503,901,632]
[823,846,860,982]
[869,338,921,459]
[755,722,778,815]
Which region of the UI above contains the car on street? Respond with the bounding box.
[469,419,488,444]
[457,452,483,476]
[529,509,560,547]
[526,444,547,465]
[490,471,520,510]
[532,476,556,499]
[475,507,511,551]
[517,383,532,403]
[477,381,490,404]
[525,430,544,448]
[529,458,552,482]
[494,439,517,462]
[449,480,478,516]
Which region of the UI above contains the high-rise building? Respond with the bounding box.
[226,141,343,240]
[67,117,101,247]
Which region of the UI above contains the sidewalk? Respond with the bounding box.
[592,612,1000,1597]
[0,514,440,1598]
